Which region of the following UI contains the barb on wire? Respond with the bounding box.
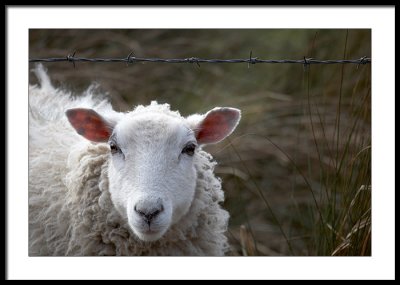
[357,56,368,69]
[248,51,258,68]
[29,52,371,67]
[126,51,134,66]
[303,56,312,71]
[66,50,77,68]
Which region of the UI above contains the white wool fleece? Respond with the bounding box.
[29,64,239,256]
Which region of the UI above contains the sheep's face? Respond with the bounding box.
[66,103,241,242]
[108,113,198,242]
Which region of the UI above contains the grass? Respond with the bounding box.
[29,29,371,256]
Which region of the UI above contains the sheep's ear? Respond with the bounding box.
[188,107,241,145]
[66,108,114,142]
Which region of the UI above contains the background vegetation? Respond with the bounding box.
[29,29,371,256]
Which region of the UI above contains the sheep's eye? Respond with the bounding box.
[182,143,196,156]
[109,141,121,155]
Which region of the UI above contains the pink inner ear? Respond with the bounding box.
[196,108,240,145]
[66,108,112,142]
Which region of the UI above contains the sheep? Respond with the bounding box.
[28,65,241,256]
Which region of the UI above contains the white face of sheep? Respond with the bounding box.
[66,105,241,242]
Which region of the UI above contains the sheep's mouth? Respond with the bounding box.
[141,228,160,235]
[130,224,168,242]
[135,229,166,242]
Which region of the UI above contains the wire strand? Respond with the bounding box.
[29,52,371,67]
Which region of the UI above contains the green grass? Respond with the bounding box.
[29,29,371,256]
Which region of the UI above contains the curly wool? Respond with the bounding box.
[29,66,230,256]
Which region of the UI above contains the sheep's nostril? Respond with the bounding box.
[134,203,164,224]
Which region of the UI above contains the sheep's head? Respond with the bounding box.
[66,103,241,242]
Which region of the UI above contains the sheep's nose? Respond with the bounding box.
[134,203,164,225]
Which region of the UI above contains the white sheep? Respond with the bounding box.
[29,65,241,256]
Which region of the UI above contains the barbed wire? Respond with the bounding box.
[29,52,371,68]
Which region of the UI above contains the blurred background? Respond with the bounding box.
[29,29,371,256]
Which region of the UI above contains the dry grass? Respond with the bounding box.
[29,29,371,256]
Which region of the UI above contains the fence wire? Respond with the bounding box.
[29,52,371,68]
